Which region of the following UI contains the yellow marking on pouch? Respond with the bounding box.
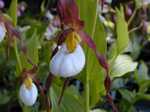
[65,32,81,53]
[24,77,33,89]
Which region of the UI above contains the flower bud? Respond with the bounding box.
[0,22,6,42]
[45,11,54,21]
[19,77,38,106]
[44,24,59,40]
[99,15,114,29]
[143,21,150,34]
[125,6,132,17]
[50,43,85,78]
[0,0,4,9]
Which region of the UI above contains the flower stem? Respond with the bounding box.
[127,8,137,27]
[22,106,32,112]
[14,39,22,73]
[10,0,22,73]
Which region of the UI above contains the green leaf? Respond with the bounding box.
[0,90,11,105]
[77,0,97,35]
[86,30,106,106]
[138,61,149,81]
[112,78,124,89]
[110,55,138,78]
[134,0,142,9]
[22,106,32,112]
[90,109,107,112]
[50,84,84,112]
[88,21,106,104]
[27,29,40,65]
[19,29,40,69]
[119,89,136,103]
[8,0,18,26]
[136,62,150,93]
[89,69,105,107]
[138,80,150,93]
[9,0,23,75]
[108,43,117,63]
[94,17,107,54]
[41,0,46,13]
[127,37,141,60]
[77,0,107,108]
[116,6,129,54]
[135,93,150,101]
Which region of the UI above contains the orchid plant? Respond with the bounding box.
[1,0,150,112]
[0,0,120,111]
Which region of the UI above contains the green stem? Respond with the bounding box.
[10,0,22,73]
[85,73,90,112]
[22,106,32,112]
[85,1,98,112]
[127,8,137,27]
[14,39,22,72]
[91,4,98,38]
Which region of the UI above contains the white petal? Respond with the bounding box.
[59,55,75,77]
[50,49,65,75]
[19,83,38,106]
[71,45,85,74]
[50,44,85,77]
[0,23,6,42]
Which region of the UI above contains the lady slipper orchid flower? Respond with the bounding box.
[50,43,85,78]
[55,0,108,70]
[0,22,6,42]
[50,23,85,77]
[19,77,38,106]
[49,0,109,78]
[47,0,116,110]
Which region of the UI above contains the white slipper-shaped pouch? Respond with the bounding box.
[50,43,85,78]
[19,77,38,106]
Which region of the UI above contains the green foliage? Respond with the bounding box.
[50,84,84,112]
[19,29,40,69]
[1,0,150,112]
[87,17,106,107]
[0,90,11,105]
[116,6,129,54]
[77,0,107,109]
[8,0,17,26]
[27,30,40,65]
[91,109,107,112]
[110,55,138,78]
